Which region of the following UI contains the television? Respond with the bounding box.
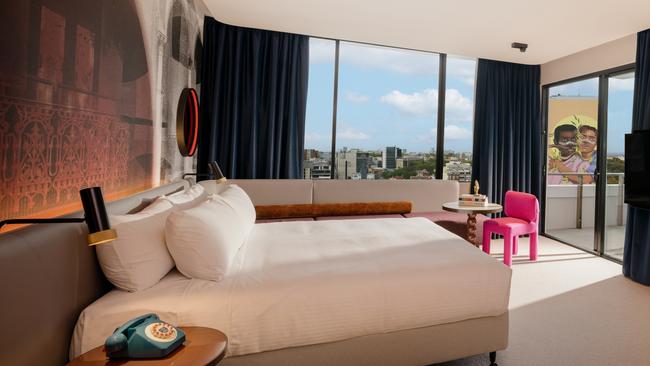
[625,130,650,209]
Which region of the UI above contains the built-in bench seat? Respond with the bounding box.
[200,179,484,243]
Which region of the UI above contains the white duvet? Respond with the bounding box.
[71,218,511,358]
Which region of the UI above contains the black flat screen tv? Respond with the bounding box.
[625,130,650,209]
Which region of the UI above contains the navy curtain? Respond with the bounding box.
[623,29,650,285]
[471,59,542,206]
[197,17,309,179]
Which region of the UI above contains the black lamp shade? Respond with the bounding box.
[79,187,116,245]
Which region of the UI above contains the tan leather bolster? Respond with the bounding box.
[255,201,412,220]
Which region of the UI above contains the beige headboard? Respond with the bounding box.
[200,179,459,212]
[0,181,188,366]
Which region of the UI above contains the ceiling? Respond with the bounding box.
[204,0,650,64]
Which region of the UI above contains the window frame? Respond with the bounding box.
[305,37,474,180]
[540,62,635,264]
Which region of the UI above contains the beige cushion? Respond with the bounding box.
[96,200,175,292]
[312,180,459,212]
[200,179,313,205]
[165,195,250,281]
[219,185,256,230]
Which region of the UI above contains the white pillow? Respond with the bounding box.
[164,184,207,210]
[96,199,175,292]
[219,185,256,229]
[165,195,249,281]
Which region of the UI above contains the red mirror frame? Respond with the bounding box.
[176,87,199,157]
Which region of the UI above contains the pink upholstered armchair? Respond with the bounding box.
[482,190,539,266]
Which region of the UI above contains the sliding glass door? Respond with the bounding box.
[543,66,635,260]
[544,78,599,252]
[603,71,635,260]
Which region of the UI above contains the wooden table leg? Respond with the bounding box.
[467,212,478,247]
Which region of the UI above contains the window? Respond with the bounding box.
[303,39,477,181]
[304,38,336,179]
[443,56,476,183]
[335,42,439,180]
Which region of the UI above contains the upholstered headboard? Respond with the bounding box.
[0,181,188,366]
[200,179,459,212]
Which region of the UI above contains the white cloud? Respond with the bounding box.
[309,39,478,84]
[337,125,370,140]
[609,77,635,92]
[444,125,473,140]
[381,89,437,116]
[305,132,327,142]
[445,89,474,122]
[380,88,473,121]
[446,57,477,86]
[338,42,438,76]
[309,38,336,64]
[344,91,370,103]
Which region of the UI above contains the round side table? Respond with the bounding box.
[442,201,503,246]
[68,327,228,366]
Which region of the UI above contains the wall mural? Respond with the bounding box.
[547,96,599,185]
[0,0,209,231]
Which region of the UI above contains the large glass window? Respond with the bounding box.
[303,38,478,181]
[303,38,336,179]
[335,42,439,180]
[443,56,476,184]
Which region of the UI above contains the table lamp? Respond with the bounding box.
[0,187,117,245]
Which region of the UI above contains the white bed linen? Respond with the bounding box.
[71,218,511,358]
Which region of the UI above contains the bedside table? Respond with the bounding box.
[68,327,228,366]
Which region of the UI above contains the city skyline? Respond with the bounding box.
[303,146,472,181]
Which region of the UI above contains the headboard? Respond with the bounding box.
[0,181,188,366]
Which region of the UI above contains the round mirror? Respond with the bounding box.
[176,88,199,156]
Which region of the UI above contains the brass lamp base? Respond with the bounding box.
[88,229,118,246]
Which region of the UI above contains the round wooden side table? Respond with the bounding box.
[68,327,228,366]
[442,201,503,246]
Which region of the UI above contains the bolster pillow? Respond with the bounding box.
[255,201,412,220]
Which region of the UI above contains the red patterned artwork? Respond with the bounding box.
[0,1,154,231]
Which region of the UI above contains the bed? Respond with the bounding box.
[71,217,511,365]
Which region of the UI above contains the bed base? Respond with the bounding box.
[220,312,508,366]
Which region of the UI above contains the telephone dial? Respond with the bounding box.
[104,313,186,358]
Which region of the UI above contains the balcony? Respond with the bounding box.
[545,173,626,260]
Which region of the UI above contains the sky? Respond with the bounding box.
[305,38,476,154]
[548,73,635,155]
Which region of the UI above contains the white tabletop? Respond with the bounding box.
[442,201,503,214]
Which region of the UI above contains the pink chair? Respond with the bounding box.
[482,191,539,266]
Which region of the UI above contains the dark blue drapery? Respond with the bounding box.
[471,59,542,206]
[623,29,650,285]
[197,17,309,179]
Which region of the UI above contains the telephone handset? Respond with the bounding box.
[104,313,186,359]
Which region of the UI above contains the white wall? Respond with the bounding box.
[541,34,636,85]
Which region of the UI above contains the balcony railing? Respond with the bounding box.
[547,172,625,230]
